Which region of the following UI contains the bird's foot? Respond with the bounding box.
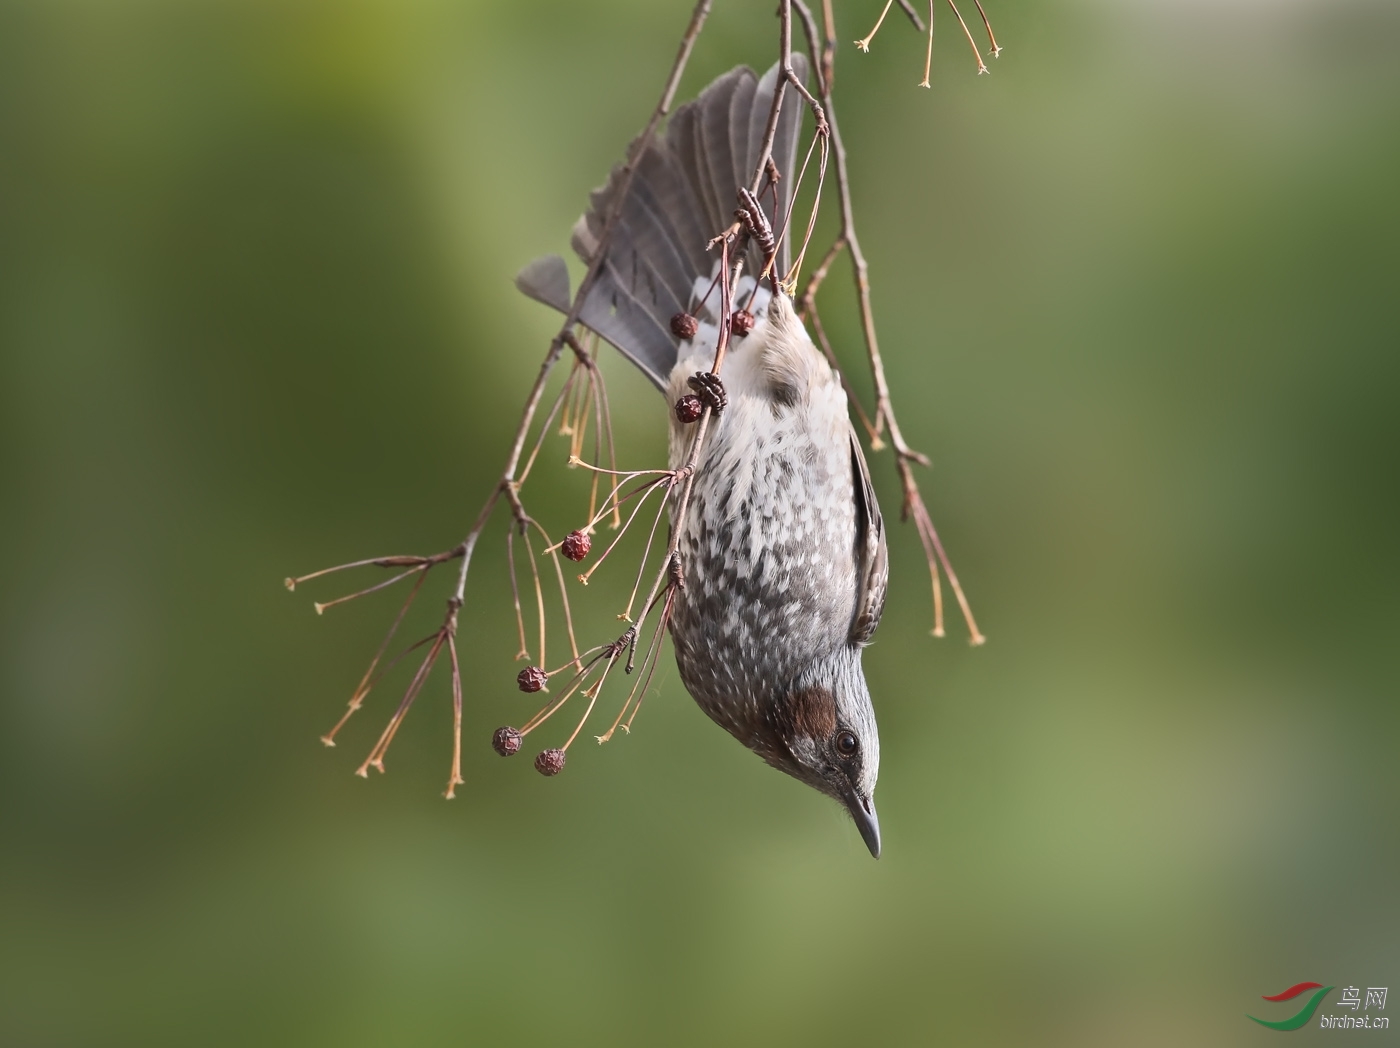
[687,372,726,415]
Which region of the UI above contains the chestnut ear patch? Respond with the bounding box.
[777,686,838,740]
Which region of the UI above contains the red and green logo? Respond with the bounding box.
[1248,982,1334,1031]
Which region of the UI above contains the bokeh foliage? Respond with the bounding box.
[1,0,1397,1045]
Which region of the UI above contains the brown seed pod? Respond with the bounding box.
[492,726,523,757]
[516,665,547,693]
[534,748,566,776]
[561,530,591,562]
[674,394,703,424]
[731,309,755,336]
[670,312,699,340]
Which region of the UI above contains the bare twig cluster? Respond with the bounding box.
[287,0,989,796]
[854,0,1002,83]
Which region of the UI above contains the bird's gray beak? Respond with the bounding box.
[844,789,881,859]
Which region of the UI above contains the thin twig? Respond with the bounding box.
[312,565,426,615]
[506,528,529,660]
[356,623,450,777]
[855,0,896,52]
[523,529,546,672]
[622,587,676,734]
[946,0,989,75]
[530,518,583,670]
[971,0,1002,58]
[920,0,934,88]
[897,0,927,33]
[620,486,672,623]
[577,478,669,586]
[444,632,464,798]
[319,570,430,747]
[748,0,795,196]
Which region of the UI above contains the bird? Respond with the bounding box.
[516,57,888,858]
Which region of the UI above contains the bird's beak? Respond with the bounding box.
[844,789,881,859]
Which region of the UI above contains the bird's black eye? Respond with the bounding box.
[835,730,858,759]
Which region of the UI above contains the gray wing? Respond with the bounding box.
[516,57,809,392]
[848,429,888,647]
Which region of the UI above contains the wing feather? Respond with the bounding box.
[517,60,811,391]
[848,430,888,647]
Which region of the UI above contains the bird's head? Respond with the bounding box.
[750,653,882,857]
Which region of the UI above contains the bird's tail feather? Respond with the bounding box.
[516,58,809,391]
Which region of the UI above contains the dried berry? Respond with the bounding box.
[674,394,703,424]
[492,726,523,757]
[534,748,566,776]
[561,530,591,562]
[670,312,699,340]
[731,309,755,336]
[516,665,547,693]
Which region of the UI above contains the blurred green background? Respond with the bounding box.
[2,0,1397,1044]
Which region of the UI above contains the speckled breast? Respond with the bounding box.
[667,374,860,741]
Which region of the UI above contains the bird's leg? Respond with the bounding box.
[736,187,777,285]
[687,371,727,415]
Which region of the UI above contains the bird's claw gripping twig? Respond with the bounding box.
[736,187,777,277]
[687,372,727,415]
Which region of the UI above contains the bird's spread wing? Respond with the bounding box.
[848,429,888,647]
[516,58,808,392]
